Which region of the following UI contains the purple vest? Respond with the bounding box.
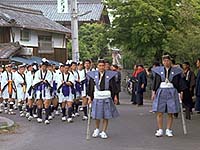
[87,70,117,90]
[152,66,182,82]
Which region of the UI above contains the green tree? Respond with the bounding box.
[68,23,110,61]
[105,0,200,68]
[163,0,200,69]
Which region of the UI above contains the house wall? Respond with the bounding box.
[11,28,66,48]
[33,47,67,63]
[10,27,67,62]
[11,28,38,47]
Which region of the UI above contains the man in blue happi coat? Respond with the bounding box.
[87,59,119,139]
[151,55,187,137]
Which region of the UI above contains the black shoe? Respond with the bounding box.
[132,102,137,105]
[186,116,191,120]
[174,113,178,118]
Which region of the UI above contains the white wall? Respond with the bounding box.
[11,27,66,48]
[11,27,38,47]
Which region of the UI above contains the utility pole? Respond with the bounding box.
[71,0,79,62]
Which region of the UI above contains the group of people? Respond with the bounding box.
[0,58,121,138]
[3,53,200,138]
[129,55,200,137]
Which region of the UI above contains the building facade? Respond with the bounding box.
[0,3,71,63]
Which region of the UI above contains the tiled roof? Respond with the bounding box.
[0,42,22,59]
[0,3,71,34]
[0,0,105,22]
[0,0,102,4]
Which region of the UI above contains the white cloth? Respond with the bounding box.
[57,72,75,103]
[94,90,111,99]
[49,71,58,99]
[93,86,111,99]
[25,71,34,99]
[32,70,53,100]
[0,72,2,98]
[160,82,174,88]
[85,69,91,74]
[71,70,79,81]
[78,69,87,97]
[55,70,62,85]
[1,71,16,99]
[71,70,81,98]
[14,72,26,101]
[77,69,86,81]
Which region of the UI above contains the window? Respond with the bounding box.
[20,29,30,41]
[38,35,54,53]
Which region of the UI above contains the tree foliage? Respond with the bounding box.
[105,0,200,68]
[68,23,110,62]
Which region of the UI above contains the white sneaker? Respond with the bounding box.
[4,109,8,114]
[37,118,43,123]
[45,120,50,125]
[20,111,23,114]
[42,109,45,114]
[155,129,163,137]
[13,105,18,110]
[72,113,75,118]
[99,131,108,139]
[55,111,60,116]
[165,129,173,137]
[82,116,88,121]
[62,116,67,121]
[0,103,3,113]
[26,113,30,118]
[20,112,25,117]
[67,118,73,123]
[0,103,4,107]
[75,112,80,117]
[28,116,33,121]
[33,114,38,118]
[79,107,83,111]
[22,105,26,111]
[92,129,100,138]
[9,109,16,115]
[48,116,53,120]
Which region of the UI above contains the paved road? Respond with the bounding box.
[1,92,200,150]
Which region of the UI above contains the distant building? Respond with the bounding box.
[1,0,110,28]
[0,3,71,63]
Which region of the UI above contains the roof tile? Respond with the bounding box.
[0,3,71,33]
[0,0,104,22]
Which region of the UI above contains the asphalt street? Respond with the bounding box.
[1,92,200,150]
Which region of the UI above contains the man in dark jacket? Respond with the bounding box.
[151,55,187,137]
[112,64,121,105]
[135,65,147,106]
[182,62,196,119]
[87,60,119,139]
[195,58,200,113]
